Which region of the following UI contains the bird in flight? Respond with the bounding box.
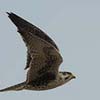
[0,12,75,92]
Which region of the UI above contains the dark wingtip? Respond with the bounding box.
[6,12,14,16]
[6,12,10,15]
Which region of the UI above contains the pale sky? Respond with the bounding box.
[0,0,100,100]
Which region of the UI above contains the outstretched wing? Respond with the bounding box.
[7,12,59,50]
[7,12,59,70]
[7,12,63,84]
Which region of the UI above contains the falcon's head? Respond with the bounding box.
[58,72,76,86]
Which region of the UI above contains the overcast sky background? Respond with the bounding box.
[0,0,100,100]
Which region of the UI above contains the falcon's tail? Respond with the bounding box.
[0,82,26,92]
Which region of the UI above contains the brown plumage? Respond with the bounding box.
[0,12,75,92]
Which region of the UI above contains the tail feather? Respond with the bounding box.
[0,82,26,92]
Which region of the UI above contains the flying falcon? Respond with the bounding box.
[0,12,75,92]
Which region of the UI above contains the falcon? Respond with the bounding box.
[0,12,75,92]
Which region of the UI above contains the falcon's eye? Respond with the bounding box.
[66,72,72,75]
[62,72,67,75]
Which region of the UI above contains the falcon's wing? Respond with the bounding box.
[7,12,59,70]
[7,12,63,84]
[25,34,62,84]
[7,12,59,50]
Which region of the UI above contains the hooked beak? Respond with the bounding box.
[71,74,76,79]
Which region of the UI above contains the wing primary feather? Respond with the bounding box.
[6,12,59,51]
